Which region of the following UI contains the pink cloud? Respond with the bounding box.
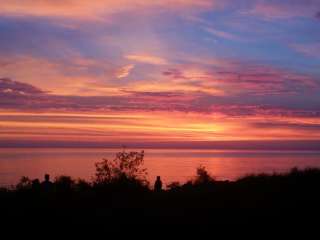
[203,27,243,41]
[0,0,219,20]
[162,62,319,96]
[116,64,135,78]
[291,43,320,58]
[1,78,320,119]
[0,55,135,96]
[125,54,167,65]
[248,1,320,20]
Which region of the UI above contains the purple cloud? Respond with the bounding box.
[162,63,319,96]
[249,0,320,19]
[1,78,320,119]
[251,122,320,131]
[291,43,320,58]
[0,78,44,95]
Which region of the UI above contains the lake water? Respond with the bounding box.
[1,148,320,187]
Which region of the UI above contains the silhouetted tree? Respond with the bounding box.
[16,176,32,191]
[194,166,215,185]
[94,148,148,185]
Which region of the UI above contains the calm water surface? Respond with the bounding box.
[1,148,320,187]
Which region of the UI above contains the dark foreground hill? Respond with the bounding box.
[1,167,320,227]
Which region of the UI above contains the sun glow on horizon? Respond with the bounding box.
[0,1,320,147]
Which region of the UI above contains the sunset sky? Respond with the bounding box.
[1,0,320,148]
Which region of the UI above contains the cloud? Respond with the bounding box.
[0,78,44,95]
[1,78,320,119]
[291,43,320,58]
[162,62,319,96]
[2,79,320,144]
[248,0,320,20]
[0,78,199,112]
[2,1,320,143]
[0,0,218,20]
[163,68,188,79]
[0,55,136,95]
[203,27,243,41]
[116,64,134,78]
[125,54,167,65]
[251,121,320,131]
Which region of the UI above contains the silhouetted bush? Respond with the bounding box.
[16,176,32,191]
[167,181,181,191]
[55,175,75,193]
[76,179,91,191]
[2,155,320,227]
[193,165,215,185]
[94,148,148,188]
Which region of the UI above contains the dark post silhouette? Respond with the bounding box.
[41,174,53,192]
[154,176,162,192]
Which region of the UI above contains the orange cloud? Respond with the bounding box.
[0,55,132,96]
[0,0,218,20]
[116,64,135,78]
[125,54,168,65]
[2,110,320,145]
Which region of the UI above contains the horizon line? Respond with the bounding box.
[1,140,320,150]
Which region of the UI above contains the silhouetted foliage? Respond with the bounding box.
[3,158,320,227]
[94,148,148,186]
[76,179,91,191]
[31,179,41,192]
[167,181,181,190]
[55,175,75,192]
[16,176,32,191]
[193,165,215,185]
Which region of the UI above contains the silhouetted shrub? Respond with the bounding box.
[16,176,32,191]
[76,179,91,191]
[55,175,75,192]
[193,166,215,185]
[94,148,148,187]
[0,187,9,193]
[167,181,181,190]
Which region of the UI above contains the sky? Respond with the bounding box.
[0,0,320,148]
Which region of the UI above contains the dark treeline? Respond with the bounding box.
[1,149,320,227]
